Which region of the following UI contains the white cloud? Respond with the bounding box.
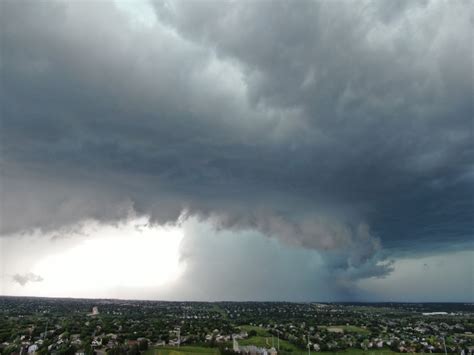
[2,218,184,298]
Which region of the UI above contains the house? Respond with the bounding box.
[127,340,138,347]
[88,306,99,316]
[91,338,102,347]
[27,344,38,354]
[233,332,248,340]
[169,339,180,346]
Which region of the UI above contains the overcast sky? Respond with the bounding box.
[0,0,472,302]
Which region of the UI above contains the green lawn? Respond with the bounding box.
[238,325,271,337]
[210,304,228,320]
[144,346,220,355]
[237,335,299,352]
[341,325,370,334]
[236,324,299,352]
[318,325,370,335]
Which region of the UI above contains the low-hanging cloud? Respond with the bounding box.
[0,0,472,286]
[12,272,44,286]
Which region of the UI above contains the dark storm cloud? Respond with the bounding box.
[112,220,378,302]
[1,0,472,284]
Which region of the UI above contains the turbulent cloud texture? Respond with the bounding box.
[1,0,472,293]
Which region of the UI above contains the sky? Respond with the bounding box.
[0,0,472,302]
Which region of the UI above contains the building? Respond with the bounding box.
[27,344,38,354]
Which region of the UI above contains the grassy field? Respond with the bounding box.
[234,325,299,352]
[237,335,299,352]
[238,325,271,336]
[318,325,370,335]
[210,304,228,320]
[144,346,220,355]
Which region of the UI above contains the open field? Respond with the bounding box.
[237,336,299,352]
[144,346,220,355]
[211,304,229,320]
[318,325,370,335]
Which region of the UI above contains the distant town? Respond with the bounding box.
[0,297,473,355]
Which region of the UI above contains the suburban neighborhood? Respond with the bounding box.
[0,297,473,355]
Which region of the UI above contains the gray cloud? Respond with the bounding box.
[1,0,472,288]
[113,221,375,302]
[12,272,44,286]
